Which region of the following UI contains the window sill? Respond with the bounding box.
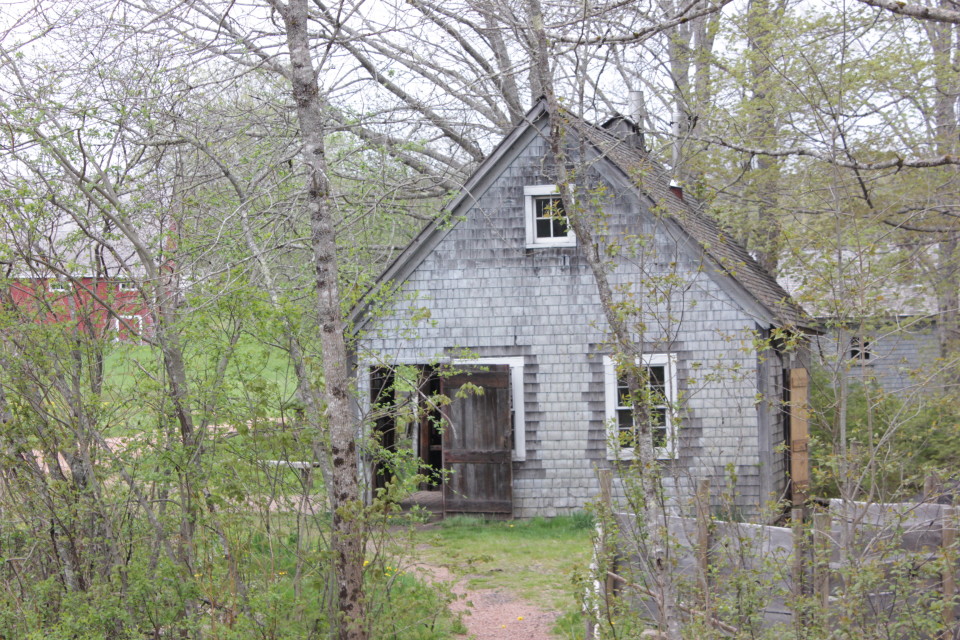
[607,449,674,462]
[525,240,577,249]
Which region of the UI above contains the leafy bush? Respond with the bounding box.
[810,366,960,497]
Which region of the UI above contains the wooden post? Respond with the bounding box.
[596,468,616,624]
[926,474,941,503]
[791,507,809,637]
[813,512,832,611]
[696,478,712,629]
[943,504,956,636]
[790,368,811,508]
[790,368,812,620]
[599,468,613,512]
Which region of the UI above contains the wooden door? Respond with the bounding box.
[441,366,512,515]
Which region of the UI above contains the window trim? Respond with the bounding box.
[117,280,138,292]
[48,279,70,293]
[112,314,143,343]
[604,354,677,460]
[524,184,576,248]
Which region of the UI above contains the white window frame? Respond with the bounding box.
[48,279,70,292]
[604,354,677,460]
[524,184,576,248]
[112,314,143,343]
[117,280,138,292]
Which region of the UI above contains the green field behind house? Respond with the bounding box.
[100,340,300,433]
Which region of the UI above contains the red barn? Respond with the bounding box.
[9,277,153,343]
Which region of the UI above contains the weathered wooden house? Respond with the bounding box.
[812,319,939,396]
[781,265,942,396]
[350,99,808,519]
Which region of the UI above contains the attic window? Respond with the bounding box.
[524,185,575,248]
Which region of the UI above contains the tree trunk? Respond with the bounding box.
[273,1,368,637]
[744,0,783,276]
[525,1,681,636]
[924,9,960,367]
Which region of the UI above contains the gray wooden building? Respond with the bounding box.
[812,320,939,397]
[780,267,942,396]
[350,100,808,520]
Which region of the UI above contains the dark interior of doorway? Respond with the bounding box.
[370,366,443,493]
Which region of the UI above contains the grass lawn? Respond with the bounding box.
[103,339,299,399]
[100,339,300,434]
[412,514,594,614]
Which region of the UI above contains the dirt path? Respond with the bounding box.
[413,562,561,640]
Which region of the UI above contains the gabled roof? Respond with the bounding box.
[349,98,807,330]
[568,115,806,328]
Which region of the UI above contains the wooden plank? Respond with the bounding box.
[444,450,512,464]
[789,368,810,500]
[441,365,513,517]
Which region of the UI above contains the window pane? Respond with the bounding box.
[617,408,635,448]
[551,217,567,236]
[650,407,666,428]
[614,362,672,451]
[534,196,568,240]
[653,425,667,448]
[535,196,564,218]
[647,365,665,393]
[536,218,552,238]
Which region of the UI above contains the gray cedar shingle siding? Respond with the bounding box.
[813,322,939,395]
[354,102,803,519]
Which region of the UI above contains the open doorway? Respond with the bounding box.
[368,363,516,516]
[369,365,444,494]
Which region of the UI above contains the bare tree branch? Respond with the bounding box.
[856,0,960,24]
[700,135,960,170]
[555,0,733,45]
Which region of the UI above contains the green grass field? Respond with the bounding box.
[99,339,300,434]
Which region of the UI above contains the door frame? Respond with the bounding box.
[359,356,526,501]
